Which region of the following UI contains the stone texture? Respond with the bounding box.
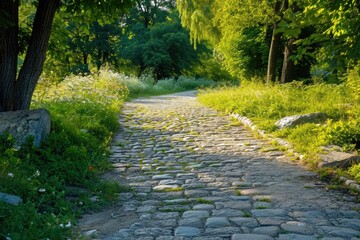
[275,112,327,129]
[0,192,23,205]
[280,221,315,235]
[179,218,203,228]
[77,91,360,240]
[205,217,231,228]
[0,108,51,147]
[232,234,273,240]
[318,151,360,169]
[175,226,201,237]
[252,226,280,237]
[182,210,210,219]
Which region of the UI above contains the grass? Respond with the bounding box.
[198,76,360,183]
[0,70,215,239]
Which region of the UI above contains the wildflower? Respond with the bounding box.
[38,188,46,193]
[7,173,14,178]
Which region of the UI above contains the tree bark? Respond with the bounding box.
[266,23,282,83]
[280,38,295,83]
[266,0,282,83]
[0,0,19,112]
[14,0,60,110]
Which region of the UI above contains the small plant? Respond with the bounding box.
[243,211,252,217]
[234,190,242,196]
[195,198,214,204]
[258,197,271,202]
[155,187,184,192]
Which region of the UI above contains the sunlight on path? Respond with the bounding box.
[78,91,360,240]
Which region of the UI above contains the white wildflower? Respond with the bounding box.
[7,173,14,178]
[38,188,46,193]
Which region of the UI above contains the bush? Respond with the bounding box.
[0,71,128,239]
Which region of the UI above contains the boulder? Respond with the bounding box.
[275,112,327,129]
[318,151,360,169]
[0,192,23,205]
[0,108,51,147]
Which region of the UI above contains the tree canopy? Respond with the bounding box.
[0,0,134,112]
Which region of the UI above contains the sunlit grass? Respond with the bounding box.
[198,78,360,181]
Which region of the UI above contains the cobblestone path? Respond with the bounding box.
[80,91,360,240]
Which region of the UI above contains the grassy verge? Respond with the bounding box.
[0,70,216,239]
[198,77,360,183]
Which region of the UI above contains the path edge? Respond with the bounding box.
[230,113,360,193]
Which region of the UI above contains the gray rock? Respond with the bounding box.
[182,210,210,219]
[275,112,327,129]
[153,212,180,220]
[134,228,172,237]
[229,217,259,228]
[205,217,231,228]
[175,226,201,237]
[0,192,23,205]
[319,226,360,238]
[338,218,360,229]
[152,174,174,180]
[204,227,241,237]
[318,151,360,169]
[277,234,317,240]
[156,237,188,240]
[193,237,224,240]
[153,184,180,191]
[251,209,289,217]
[179,218,204,228]
[193,204,214,210]
[112,229,134,238]
[159,179,184,185]
[0,108,51,147]
[231,233,273,240]
[320,238,345,240]
[215,201,252,210]
[280,221,315,235]
[184,190,209,198]
[256,217,289,226]
[252,226,280,237]
[212,209,244,217]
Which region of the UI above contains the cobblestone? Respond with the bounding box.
[77,91,360,239]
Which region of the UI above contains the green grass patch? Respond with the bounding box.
[198,77,360,181]
[0,72,127,239]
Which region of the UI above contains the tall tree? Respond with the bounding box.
[177,0,306,82]
[0,0,133,112]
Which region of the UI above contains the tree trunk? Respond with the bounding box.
[280,38,295,83]
[266,0,282,83]
[13,0,60,111]
[266,23,282,83]
[83,52,88,65]
[0,0,19,112]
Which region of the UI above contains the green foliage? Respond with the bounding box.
[349,164,360,183]
[0,71,129,239]
[323,120,360,150]
[119,14,199,80]
[198,80,359,163]
[217,27,269,78]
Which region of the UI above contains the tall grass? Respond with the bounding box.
[1,70,217,239]
[198,77,360,181]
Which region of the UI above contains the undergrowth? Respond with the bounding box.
[0,70,215,239]
[198,73,360,183]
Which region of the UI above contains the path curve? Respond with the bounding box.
[77,91,360,240]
